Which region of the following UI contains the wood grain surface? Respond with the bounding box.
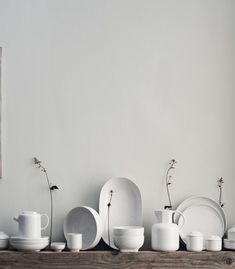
[0,251,235,269]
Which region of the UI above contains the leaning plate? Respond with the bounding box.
[99,177,142,249]
[64,206,103,250]
[174,196,226,245]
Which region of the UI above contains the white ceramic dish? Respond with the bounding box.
[10,240,49,252]
[174,196,226,245]
[113,226,144,236]
[113,235,144,252]
[50,242,66,252]
[10,236,49,241]
[64,206,103,250]
[227,226,235,240]
[0,239,9,250]
[99,177,142,249]
[205,236,222,251]
[0,232,8,239]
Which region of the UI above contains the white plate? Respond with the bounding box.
[99,177,142,249]
[174,196,226,245]
[64,206,103,250]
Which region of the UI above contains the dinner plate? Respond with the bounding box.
[174,196,226,245]
[99,177,142,249]
[64,206,103,250]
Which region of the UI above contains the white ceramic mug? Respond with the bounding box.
[14,211,49,238]
[67,233,82,252]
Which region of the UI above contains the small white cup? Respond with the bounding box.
[186,231,203,252]
[205,236,222,251]
[67,233,82,252]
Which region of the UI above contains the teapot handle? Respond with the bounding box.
[40,213,49,230]
[173,210,185,230]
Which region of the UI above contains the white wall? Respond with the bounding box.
[0,0,234,249]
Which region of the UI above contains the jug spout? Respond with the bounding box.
[154,210,162,222]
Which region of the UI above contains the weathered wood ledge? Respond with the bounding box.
[0,251,235,269]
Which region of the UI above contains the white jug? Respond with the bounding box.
[151,209,184,251]
[14,211,49,238]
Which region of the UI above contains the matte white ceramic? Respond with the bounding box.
[113,235,144,252]
[152,210,184,252]
[0,232,8,239]
[14,211,49,238]
[205,236,222,251]
[186,231,203,252]
[67,233,82,252]
[174,196,226,245]
[50,242,66,252]
[227,226,235,240]
[10,239,49,252]
[64,206,102,250]
[0,239,8,250]
[99,177,142,249]
[113,226,144,236]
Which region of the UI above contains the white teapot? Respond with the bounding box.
[151,209,184,251]
[14,211,49,238]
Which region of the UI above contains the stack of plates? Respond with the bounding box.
[224,239,235,250]
[10,236,49,252]
[0,232,9,250]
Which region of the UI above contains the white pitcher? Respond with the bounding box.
[14,211,49,238]
[151,209,184,251]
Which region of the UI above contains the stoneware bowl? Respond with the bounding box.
[64,206,103,250]
[50,242,66,252]
[205,235,222,251]
[113,235,144,252]
[113,226,144,237]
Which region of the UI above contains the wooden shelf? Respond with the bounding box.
[0,251,235,269]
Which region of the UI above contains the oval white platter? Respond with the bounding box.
[174,196,227,246]
[64,206,103,250]
[99,177,142,249]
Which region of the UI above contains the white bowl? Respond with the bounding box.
[113,226,144,236]
[64,206,103,250]
[113,235,144,252]
[0,239,9,250]
[50,242,66,252]
[0,232,8,239]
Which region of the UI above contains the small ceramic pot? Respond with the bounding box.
[205,236,222,251]
[186,231,203,252]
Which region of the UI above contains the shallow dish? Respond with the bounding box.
[50,242,66,252]
[10,240,48,252]
[99,177,142,249]
[64,206,103,250]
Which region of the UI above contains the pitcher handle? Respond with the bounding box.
[41,213,49,230]
[173,210,185,230]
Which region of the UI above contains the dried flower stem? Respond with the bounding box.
[33,157,59,246]
[217,177,224,207]
[107,190,113,247]
[165,159,177,209]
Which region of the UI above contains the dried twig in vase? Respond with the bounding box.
[164,159,177,210]
[217,177,224,208]
[107,190,113,247]
[33,157,59,246]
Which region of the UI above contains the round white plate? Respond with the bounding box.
[64,206,103,250]
[174,196,226,245]
[99,177,142,249]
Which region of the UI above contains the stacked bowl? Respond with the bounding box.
[113,226,144,252]
[0,232,9,250]
[224,226,235,250]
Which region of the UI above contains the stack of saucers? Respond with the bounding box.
[0,232,9,250]
[10,236,49,252]
[224,226,235,250]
